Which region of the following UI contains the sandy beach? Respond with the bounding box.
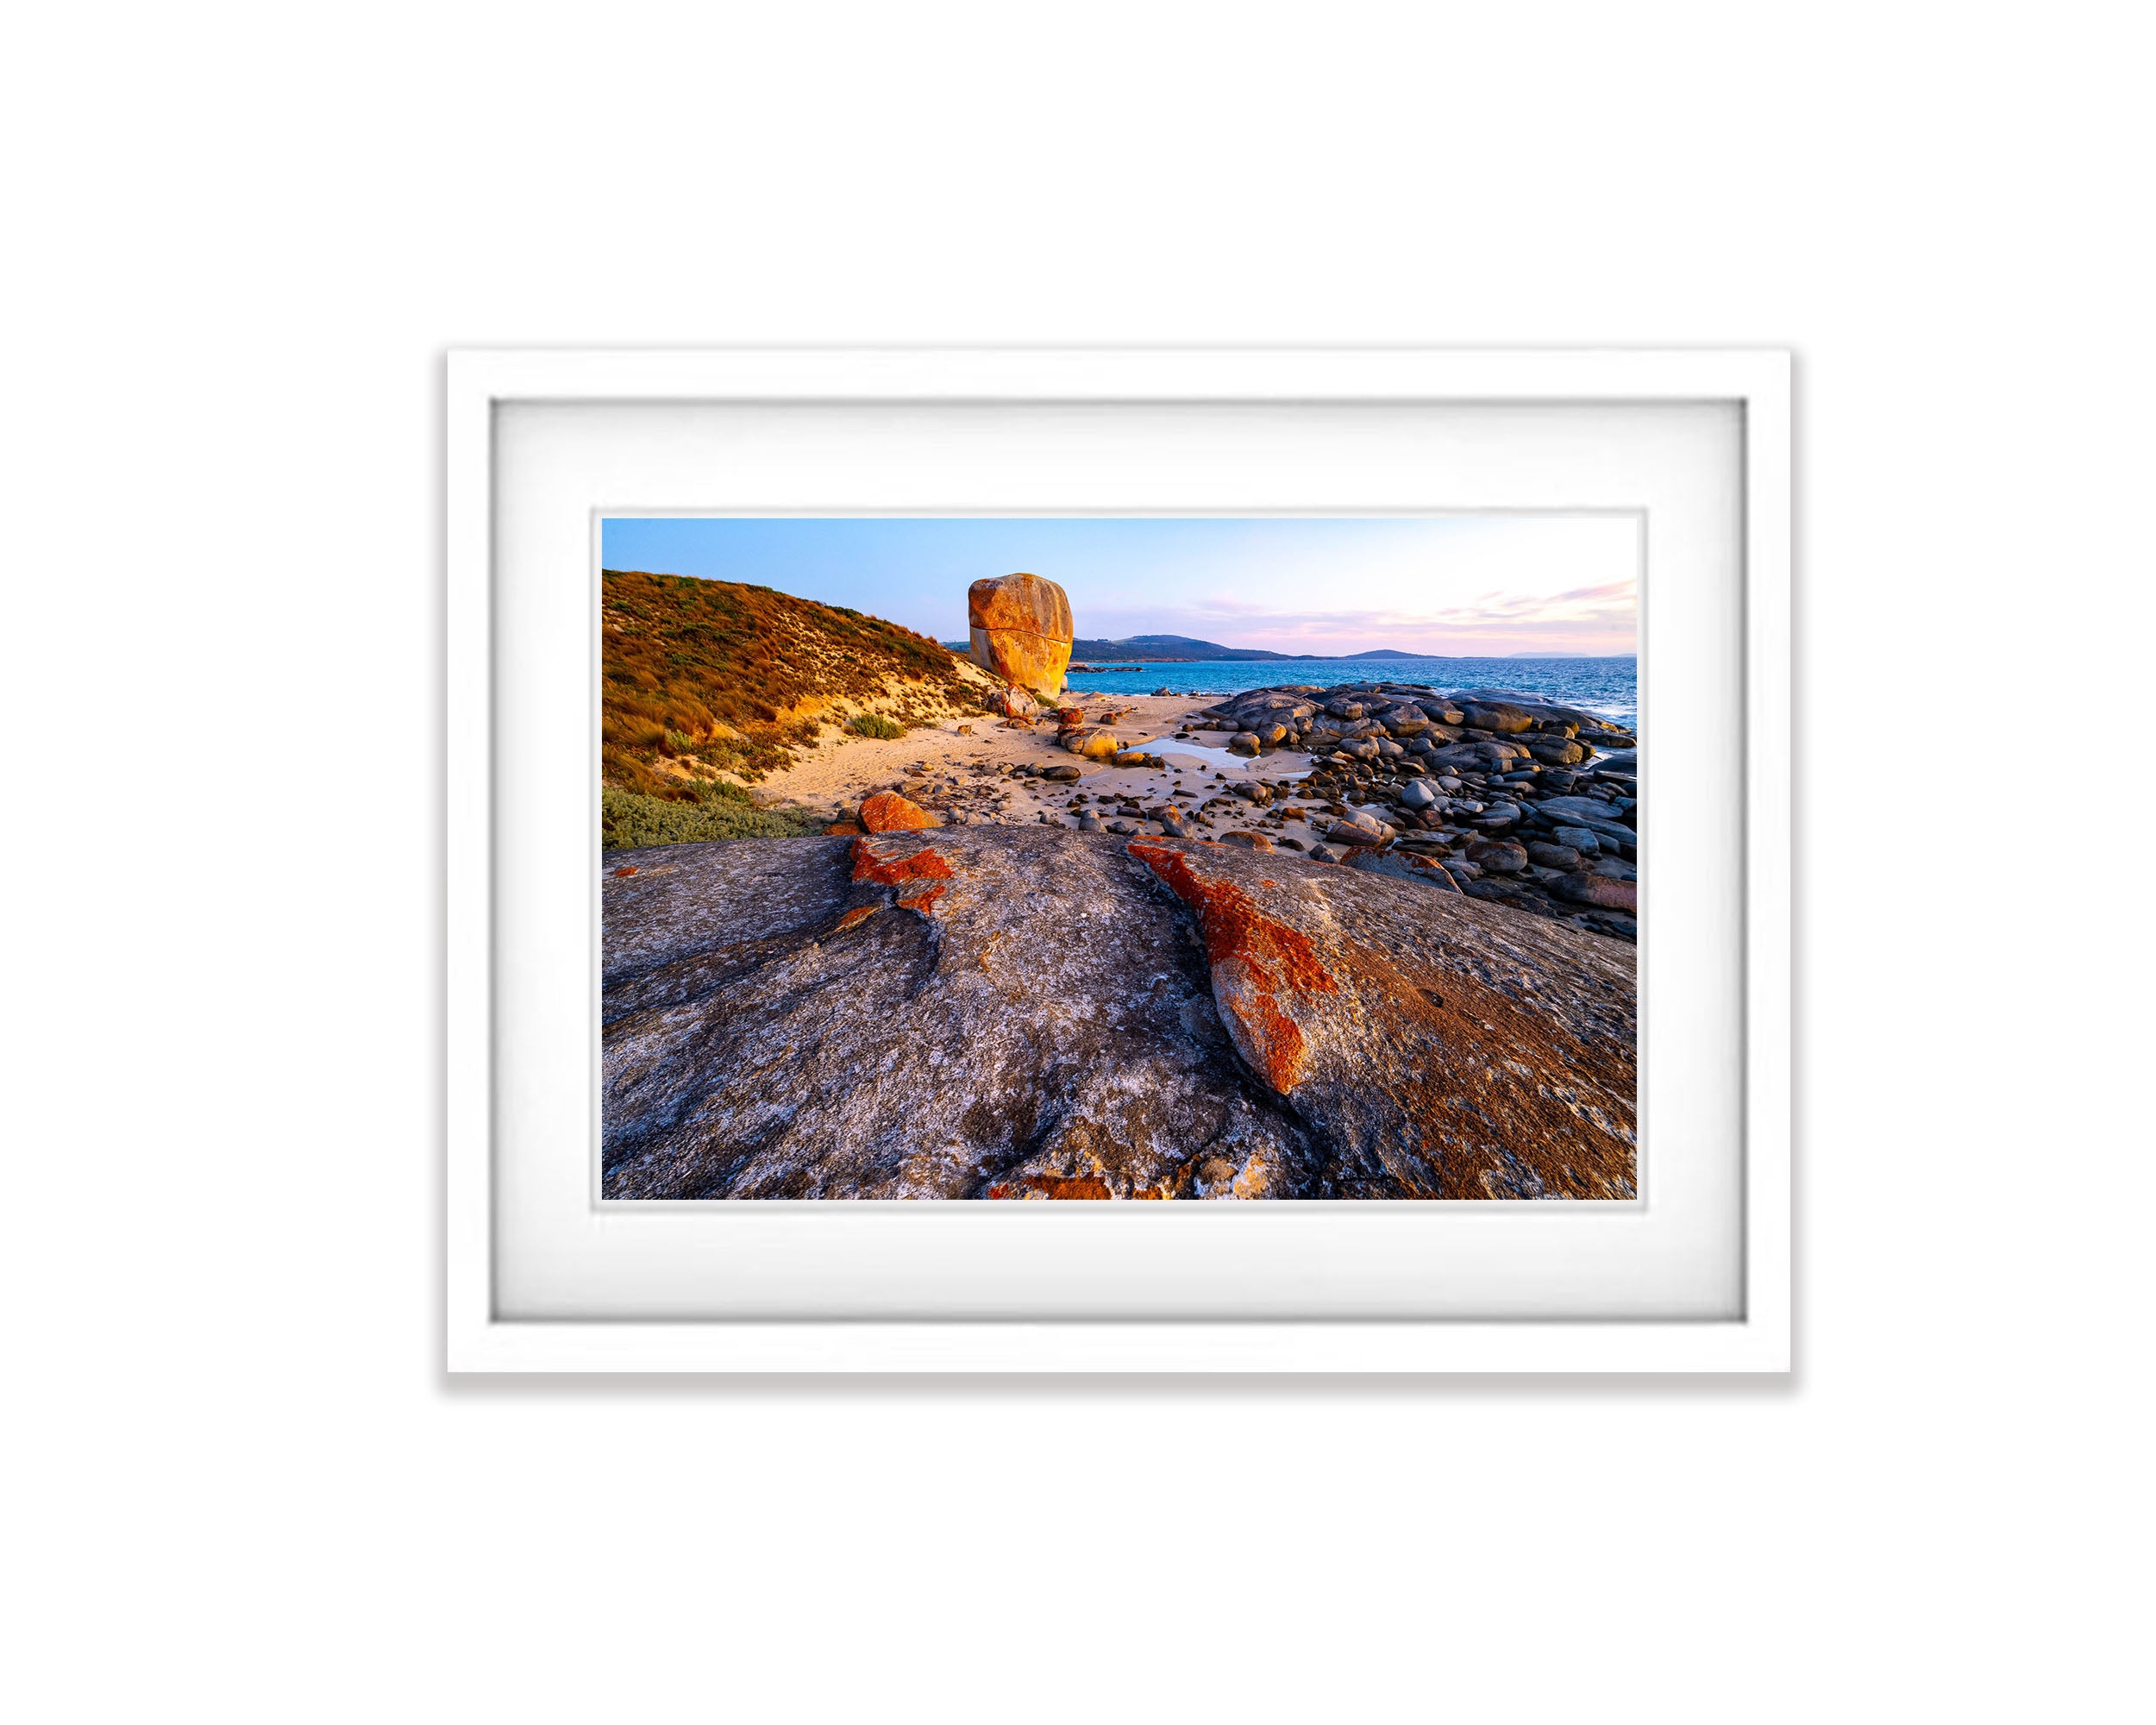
[753,693,1331,834]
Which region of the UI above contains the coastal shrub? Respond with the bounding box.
[601,786,825,850]
[849,712,906,739]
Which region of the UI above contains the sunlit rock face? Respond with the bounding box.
[967,573,1074,697]
[599,829,1637,1201]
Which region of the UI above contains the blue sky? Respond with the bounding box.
[600,516,1638,656]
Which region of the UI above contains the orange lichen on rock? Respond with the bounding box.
[849,837,956,916]
[850,838,956,888]
[833,906,880,932]
[985,1174,1114,1201]
[1331,941,1638,1200]
[858,791,940,833]
[1127,841,1337,1095]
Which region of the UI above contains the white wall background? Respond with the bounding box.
[3,4,2146,1721]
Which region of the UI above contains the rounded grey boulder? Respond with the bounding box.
[1466,837,1530,874]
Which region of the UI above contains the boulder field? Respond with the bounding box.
[1179,681,1640,936]
[602,827,1636,1201]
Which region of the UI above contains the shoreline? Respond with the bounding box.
[729,676,1639,942]
[1056,658,1639,726]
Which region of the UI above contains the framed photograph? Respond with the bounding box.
[448,348,1789,1371]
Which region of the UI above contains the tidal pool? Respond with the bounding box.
[1138,737,1313,780]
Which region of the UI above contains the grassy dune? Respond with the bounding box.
[602,569,983,797]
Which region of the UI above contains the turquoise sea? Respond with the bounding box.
[1056,656,1638,726]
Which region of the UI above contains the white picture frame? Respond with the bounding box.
[448,348,1789,1373]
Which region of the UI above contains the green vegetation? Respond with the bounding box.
[602,569,978,798]
[602,785,827,850]
[849,712,906,739]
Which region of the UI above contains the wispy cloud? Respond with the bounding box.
[1087,576,1638,656]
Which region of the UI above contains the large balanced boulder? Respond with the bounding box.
[601,828,1636,1200]
[967,572,1074,697]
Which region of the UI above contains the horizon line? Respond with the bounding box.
[941,639,1637,662]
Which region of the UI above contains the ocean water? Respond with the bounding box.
[1059,656,1638,726]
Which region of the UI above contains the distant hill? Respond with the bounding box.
[1070,634,1298,662]
[953,632,1629,663]
[1071,638,1477,662]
